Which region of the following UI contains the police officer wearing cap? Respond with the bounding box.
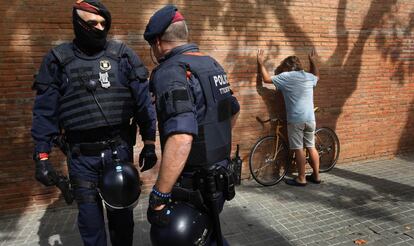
[31,1,157,245]
[143,5,240,246]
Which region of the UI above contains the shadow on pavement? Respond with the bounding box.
[241,163,414,225]
[133,201,293,246]
[36,199,290,246]
[37,199,80,246]
[222,206,292,246]
[328,167,414,203]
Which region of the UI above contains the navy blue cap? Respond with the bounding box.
[144,5,180,44]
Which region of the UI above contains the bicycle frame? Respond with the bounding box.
[249,107,340,186]
[272,124,284,162]
[256,117,285,162]
[249,117,290,186]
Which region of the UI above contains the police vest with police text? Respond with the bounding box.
[176,53,233,168]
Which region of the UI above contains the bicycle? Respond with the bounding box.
[249,110,340,186]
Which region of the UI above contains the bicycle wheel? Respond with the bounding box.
[315,127,340,172]
[249,135,289,186]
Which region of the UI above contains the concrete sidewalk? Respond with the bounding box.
[1,155,414,246]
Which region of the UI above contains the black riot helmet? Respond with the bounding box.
[150,202,212,246]
[98,157,141,210]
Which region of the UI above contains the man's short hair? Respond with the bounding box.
[161,20,188,42]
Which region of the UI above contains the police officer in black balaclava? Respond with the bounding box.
[31,1,157,245]
[72,0,111,55]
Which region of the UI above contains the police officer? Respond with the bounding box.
[143,5,240,246]
[31,1,157,245]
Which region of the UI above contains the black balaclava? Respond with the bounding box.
[72,0,112,55]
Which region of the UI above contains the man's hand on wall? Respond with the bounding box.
[308,48,318,61]
[257,49,265,65]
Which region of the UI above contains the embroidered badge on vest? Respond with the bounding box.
[99,60,111,88]
[100,60,111,71]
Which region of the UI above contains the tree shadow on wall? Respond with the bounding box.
[0,0,36,222]
[272,0,400,130]
[375,12,414,155]
[375,11,414,85]
[180,0,283,87]
[271,0,413,158]
[398,98,414,155]
[255,69,287,138]
[178,0,409,149]
[0,0,73,239]
[179,0,283,153]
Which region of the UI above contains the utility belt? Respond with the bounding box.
[174,163,236,203]
[65,122,137,147]
[69,136,124,156]
[55,127,134,204]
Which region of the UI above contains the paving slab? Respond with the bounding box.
[1,154,413,246]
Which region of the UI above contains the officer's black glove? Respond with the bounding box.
[147,204,172,227]
[139,144,157,172]
[35,159,57,186]
[147,187,172,227]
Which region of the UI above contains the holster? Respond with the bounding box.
[52,135,68,156]
[193,165,233,246]
[193,165,236,201]
[49,171,75,205]
[171,187,208,213]
[173,164,236,212]
[122,120,137,147]
[55,175,75,205]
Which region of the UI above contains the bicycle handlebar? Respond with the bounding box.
[256,107,319,126]
[255,116,283,125]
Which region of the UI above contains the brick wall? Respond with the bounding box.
[0,0,413,214]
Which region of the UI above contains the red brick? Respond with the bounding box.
[0,0,413,213]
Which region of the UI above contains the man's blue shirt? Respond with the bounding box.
[271,70,318,123]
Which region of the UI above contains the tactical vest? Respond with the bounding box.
[170,53,233,169]
[52,41,135,131]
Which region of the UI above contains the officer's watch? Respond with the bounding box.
[149,186,171,209]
